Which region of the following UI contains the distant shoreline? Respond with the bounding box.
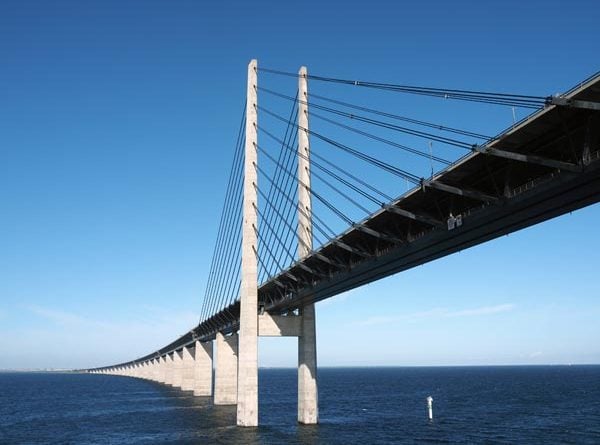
[2,363,600,373]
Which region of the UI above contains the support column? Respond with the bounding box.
[172,349,184,388]
[297,65,319,425]
[164,352,174,386]
[181,345,195,391]
[237,58,259,426]
[158,355,167,383]
[152,358,160,381]
[193,340,213,396]
[215,332,238,405]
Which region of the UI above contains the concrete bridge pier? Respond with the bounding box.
[158,355,167,383]
[164,352,174,386]
[193,340,213,396]
[257,310,318,424]
[214,332,238,405]
[181,345,195,391]
[151,358,160,382]
[298,304,318,424]
[172,349,184,388]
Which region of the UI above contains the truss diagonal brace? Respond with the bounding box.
[473,146,582,172]
[296,262,327,278]
[271,278,286,288]
[354,223,404,244]
[383,204,443,227]
[422,179,499,203]
[549,97,600,111]
[311,251,345,269]
[332,239,372,258]
[284,271,299,282]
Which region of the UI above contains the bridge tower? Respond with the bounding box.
[235,60,318,427]
[297,66,318,424]
[237,58,259,427]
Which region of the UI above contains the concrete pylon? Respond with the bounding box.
[147,360,153,380]
[172,349,184,388]
[215,332,238,405]
[164,352,174,385]
[181,345,195,391]
[297,66,319,425]
[158,355,167,383]
[152,358,160,381]
[193,340,213,396]
[237,58,259,426]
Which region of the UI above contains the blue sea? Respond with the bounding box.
[1,366,599,444]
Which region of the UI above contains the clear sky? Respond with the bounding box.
[1,0,599,370]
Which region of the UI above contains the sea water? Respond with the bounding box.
[1,366,599,444]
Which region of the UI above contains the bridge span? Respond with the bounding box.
[87,61,600,427]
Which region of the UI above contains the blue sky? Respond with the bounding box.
[1,0,599,369]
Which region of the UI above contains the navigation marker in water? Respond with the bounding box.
[427,396,433,421]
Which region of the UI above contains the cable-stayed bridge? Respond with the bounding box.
[87,61,600,427]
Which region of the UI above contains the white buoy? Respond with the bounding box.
[427,396,433,420]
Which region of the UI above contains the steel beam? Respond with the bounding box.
[423,179,499,203]
[474,146,581,172]
[383,204,443,227]
[549,96,600,111]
